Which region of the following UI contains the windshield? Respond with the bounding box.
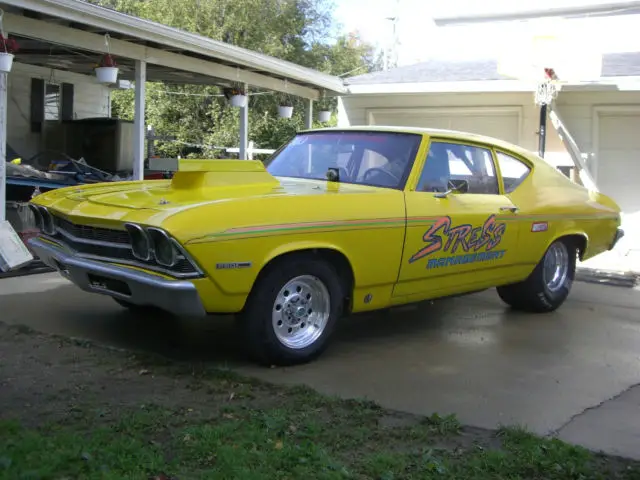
[264,131,422,189]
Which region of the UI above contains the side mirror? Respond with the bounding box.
[434,179,469,198]
[326,167,340,182]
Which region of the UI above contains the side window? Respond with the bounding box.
[496,151,531,193]
[417,141,499,194]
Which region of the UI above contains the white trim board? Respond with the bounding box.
[346,77,640,95]
[366,106,524,145]
[591,105,640,183]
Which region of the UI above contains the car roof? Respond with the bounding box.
[303,125,541,165]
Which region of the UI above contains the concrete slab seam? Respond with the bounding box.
[547,381,640,438]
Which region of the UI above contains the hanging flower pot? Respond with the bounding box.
[277,93,294,118]
[230,93,247,107]
[278,105,294,118]
[0,35,19,74]
[318,110,331,123]
[95,54,119,84]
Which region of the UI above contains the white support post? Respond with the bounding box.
[0,73,7,222]
[239,84,248,160]
[305,98,313,129]
[133,60,146,180]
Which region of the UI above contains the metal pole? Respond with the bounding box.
[133,60,146,180]
[239,83,248,160]
[538,103,547,158]
[305,98,313,129]
[0,73,7,222]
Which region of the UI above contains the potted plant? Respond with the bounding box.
[229,87,247,107]
[95,53,119,84]
[277,95,294,118]
[0,34,18,73]
[318,108,331,123]
[317,97,332,122]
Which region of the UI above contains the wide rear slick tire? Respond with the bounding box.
[237,254,344,366]
[497,238,577,313]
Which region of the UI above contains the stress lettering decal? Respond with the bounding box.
[409,215,507,269]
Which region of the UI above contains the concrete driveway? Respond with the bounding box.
[1,273,640,459]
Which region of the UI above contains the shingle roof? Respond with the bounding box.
[346,52,640,85]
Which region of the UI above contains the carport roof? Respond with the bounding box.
[0,0,346,99]
[345,52,640,85]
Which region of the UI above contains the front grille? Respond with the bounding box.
[49,215,200,277]
[55,216,130,245]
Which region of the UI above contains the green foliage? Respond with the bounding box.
[89,0,379,156]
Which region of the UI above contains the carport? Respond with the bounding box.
[0,0,346,222]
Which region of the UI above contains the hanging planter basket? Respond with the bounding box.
[95,51,119,84]
[95,66,119,84]
[278,105,294,118]
[0,52,13,73]
[318,110,331,123]
[230,94,247,107]
[0,32,19,73]
[95,36,119,84]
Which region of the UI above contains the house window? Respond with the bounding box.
[44,83,61,121]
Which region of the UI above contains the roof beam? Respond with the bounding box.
[433,1,640,25]
[0,0,345,95]
[4,12,321,99]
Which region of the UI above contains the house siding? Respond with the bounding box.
[7,62,111,159]
[338,90,640,166]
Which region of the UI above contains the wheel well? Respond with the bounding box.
[256,248,355,313]
[557,234,588,260]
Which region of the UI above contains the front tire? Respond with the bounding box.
[238,255,344,366]
[497,239,577,313]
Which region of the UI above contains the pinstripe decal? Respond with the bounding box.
[186,211,618,244]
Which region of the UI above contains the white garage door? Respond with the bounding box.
[595,112,640,269]
[369,110,521,145]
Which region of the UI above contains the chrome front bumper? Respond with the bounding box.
[28,237,207,317]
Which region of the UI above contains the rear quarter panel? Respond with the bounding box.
[504,154,620,268]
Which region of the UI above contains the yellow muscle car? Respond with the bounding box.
[27,126,624,365]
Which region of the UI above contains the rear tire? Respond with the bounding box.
[497,238,577,313]
[237,254,344,366]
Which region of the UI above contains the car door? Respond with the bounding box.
[393,139,522,300]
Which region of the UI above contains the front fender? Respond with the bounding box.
[263,240,352,269]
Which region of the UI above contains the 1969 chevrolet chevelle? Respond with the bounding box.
[28,126,624,365]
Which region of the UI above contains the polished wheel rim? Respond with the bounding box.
[543,242,570,292]
[272,275,330,349]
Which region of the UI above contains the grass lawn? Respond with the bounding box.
[1,322,640,480]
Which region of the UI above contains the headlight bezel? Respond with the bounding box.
[125,223,152,261]
[30,204,56,235]
[147,227,179,268]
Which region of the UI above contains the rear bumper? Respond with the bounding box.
[609,227,625,250]
[28,237,207,317]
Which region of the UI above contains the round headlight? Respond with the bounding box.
[28,204,43,231]
[148,228,177,267]
[125,223,151,261]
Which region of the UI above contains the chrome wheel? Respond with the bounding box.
[272,275,331,349]
[543,242,570,292]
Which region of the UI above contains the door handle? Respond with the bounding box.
[500,206,519,213]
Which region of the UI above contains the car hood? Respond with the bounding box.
[32,160,387,228]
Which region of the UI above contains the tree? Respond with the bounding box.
[88,0,379,156]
